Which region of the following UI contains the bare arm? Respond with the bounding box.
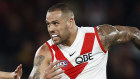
[29,44,64,79]
[97,24,140,51]
[0,71,14,79]
[29,44,51,79]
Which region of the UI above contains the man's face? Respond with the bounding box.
[46,10,70,45]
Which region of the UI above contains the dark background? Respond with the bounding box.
[0,0,140,79]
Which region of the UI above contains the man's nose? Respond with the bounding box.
[48,24,55,32]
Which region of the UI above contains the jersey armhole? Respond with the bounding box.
[46,42,54,62]
[94,27,107,53]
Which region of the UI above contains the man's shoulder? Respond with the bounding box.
[35,43,51,56]
[79,26,95,33]
[79,26,94,29]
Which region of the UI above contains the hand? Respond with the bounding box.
[12,64,22,79]
[42,61,64,79]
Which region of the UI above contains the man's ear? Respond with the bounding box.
[67,18,74,28]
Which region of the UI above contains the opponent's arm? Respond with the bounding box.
[0,64,22,79]
[29,44,64,79]
[97,24,140,50]
[0,71,14,79]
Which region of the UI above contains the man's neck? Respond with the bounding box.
[62,26,78,46]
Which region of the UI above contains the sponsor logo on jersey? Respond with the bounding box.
[75,52,93,64]
[56,60,68,67]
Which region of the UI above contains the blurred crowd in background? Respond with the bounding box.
[0,0,140,79]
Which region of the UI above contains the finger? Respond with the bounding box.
[18,64,22,69]
[18,64,22,73]
[15,68,18,73]
[51,60,60,66]
[48,70,64,78]
[54,75,62,79]
[15,64,22,73]
[51,64,64,72]
[47,61,60,70]
[44,61,61,76]
[50,61,60,68]
[15,66,20,73]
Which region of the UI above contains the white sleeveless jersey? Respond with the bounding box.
[46,27,108,79]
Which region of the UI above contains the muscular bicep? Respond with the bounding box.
[29,44,52,79]
[97,24,140,50]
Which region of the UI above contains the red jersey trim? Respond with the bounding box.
[46,42,54,62]
[80,33,95,55]
[94,27,107,53]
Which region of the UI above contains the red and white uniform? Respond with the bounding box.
[46,27,108,79]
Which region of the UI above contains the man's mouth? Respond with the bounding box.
[51,34,60,40]
[52,34,58,37]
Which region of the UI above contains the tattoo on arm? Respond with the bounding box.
[34,55,45,66]
[97,24,140,50]
[31,55,45,79]
[33,70,40,79]
[97,25,118,50]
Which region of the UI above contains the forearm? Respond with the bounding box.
[113,25,140,50]
[0,71,13,79]
[132,28,140,50]
[97,25,140,51]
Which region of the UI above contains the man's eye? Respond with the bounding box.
[53,22,59,25]
[46,22,49,25]
[46,23,50,27]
